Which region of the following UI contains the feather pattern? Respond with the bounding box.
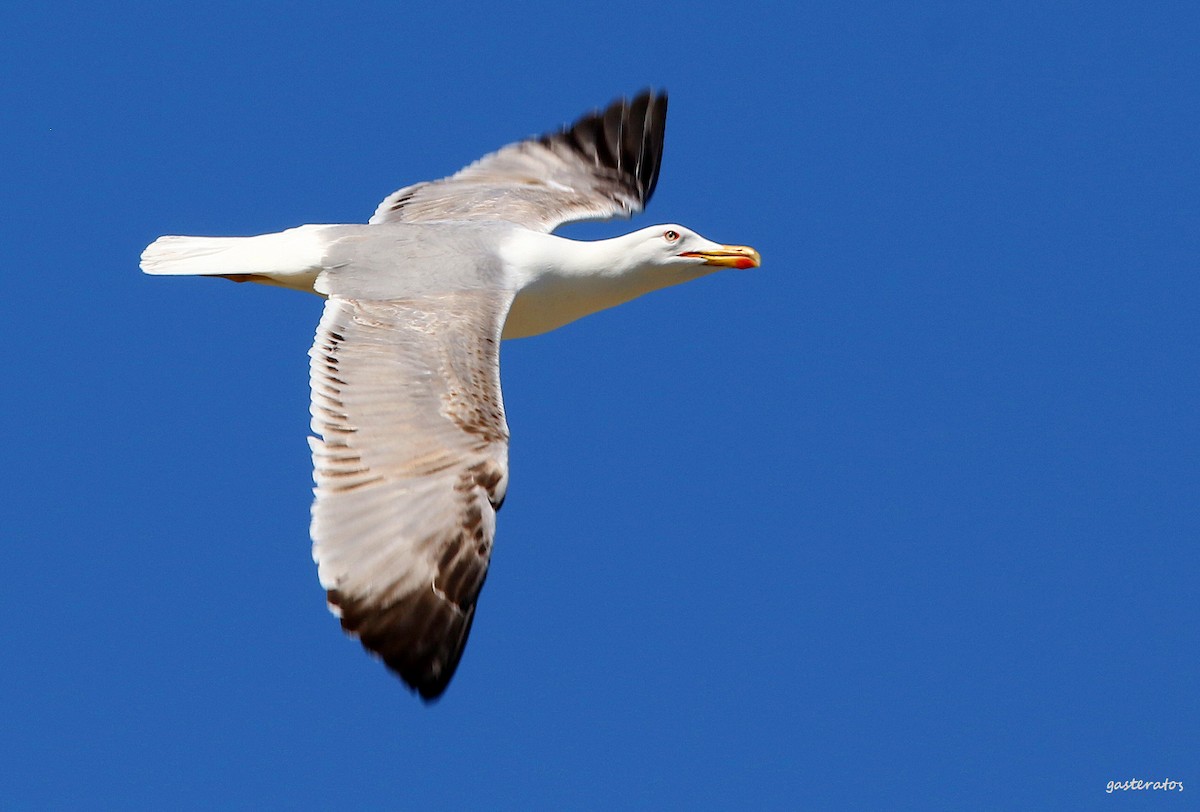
[308,292,512,699]
[369,91,667,232]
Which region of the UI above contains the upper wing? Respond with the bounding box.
[308,291,513,700]
[369,90,667,232]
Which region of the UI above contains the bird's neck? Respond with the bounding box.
[499,231,680,340]
[502,230,648,284]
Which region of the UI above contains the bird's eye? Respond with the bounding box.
[663,230,680,242]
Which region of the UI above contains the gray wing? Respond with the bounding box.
[308,291,513,700]
[370,90,667,232]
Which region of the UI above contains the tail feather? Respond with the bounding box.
[140,225,335,293]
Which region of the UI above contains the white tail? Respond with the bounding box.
[140,225,335,292]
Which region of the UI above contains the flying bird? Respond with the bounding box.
[141,90,760,701]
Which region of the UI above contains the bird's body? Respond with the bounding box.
[144,221,741,337]
[142,91,760,700]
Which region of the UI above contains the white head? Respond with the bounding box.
[616,224,762,275]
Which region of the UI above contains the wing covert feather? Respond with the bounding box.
[369,90,667,232]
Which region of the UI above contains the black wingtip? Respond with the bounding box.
[640,89,668,203]
[548,88,669,212]
[329,583,482,703]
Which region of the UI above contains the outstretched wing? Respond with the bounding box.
[369,90,667,233]
[308,291,513,700]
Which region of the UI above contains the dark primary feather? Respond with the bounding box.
[550,90,666,206]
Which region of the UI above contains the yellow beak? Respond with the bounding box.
[680,245,762,269]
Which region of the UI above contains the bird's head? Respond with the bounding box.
[626,224,761,274]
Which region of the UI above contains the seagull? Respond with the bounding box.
[141,90,761,701]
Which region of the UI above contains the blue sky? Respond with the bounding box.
[3,2,1197,809]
